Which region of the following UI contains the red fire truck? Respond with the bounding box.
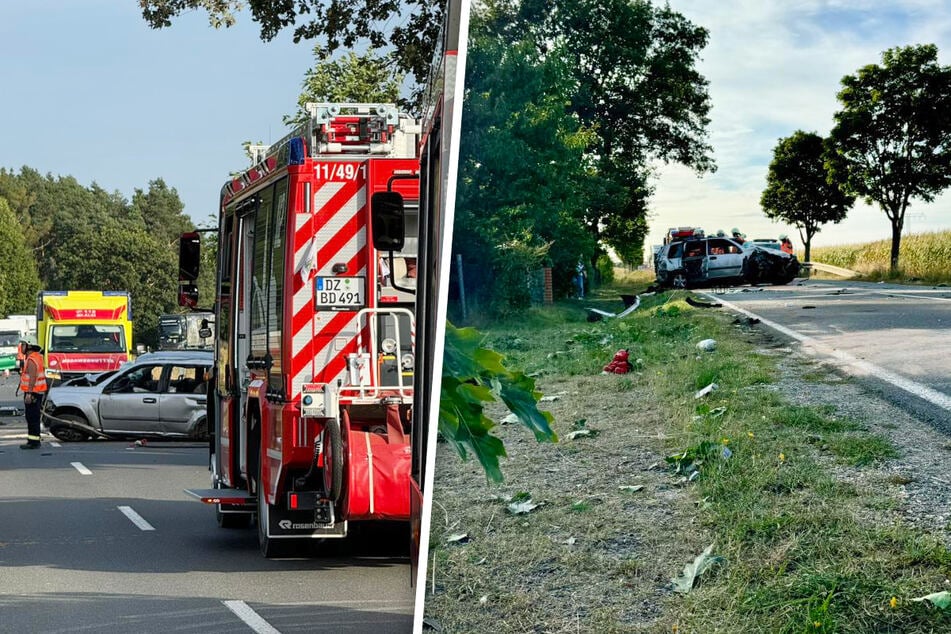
[180,103,425,556]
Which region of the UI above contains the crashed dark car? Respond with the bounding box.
[654,236,799,289]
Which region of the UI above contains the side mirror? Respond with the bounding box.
[179,232,201,282]
[371,192,405,251]
[179,284,199,308]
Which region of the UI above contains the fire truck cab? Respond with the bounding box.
[182,103,421,556]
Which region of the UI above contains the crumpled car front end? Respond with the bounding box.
[743,247,800,285]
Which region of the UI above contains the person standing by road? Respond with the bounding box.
[574,258,587,299]
[17,335,47,449]
[780,234,795,255]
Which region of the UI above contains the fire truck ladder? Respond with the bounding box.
[304,102,416,155]
[339,307,414,404]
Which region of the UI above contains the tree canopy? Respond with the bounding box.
[0,197,41,315]
[452,0,713,313]
[0,167,196,348]
[760,131,854,262]
[138,0,441,110]
[827,44,951,274]
[285,50,403,126]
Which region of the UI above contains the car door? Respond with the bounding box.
[658,242,683,280]
[98,364,165,433]
[159,364,208,435]
[706,238,744,279]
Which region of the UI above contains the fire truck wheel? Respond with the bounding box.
[257,463,286,557]
[50,414,91,442]
[323,418,343,504]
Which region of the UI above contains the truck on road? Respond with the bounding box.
[0,314,36,372]
[37,291,134,385]
[157,313,214,351]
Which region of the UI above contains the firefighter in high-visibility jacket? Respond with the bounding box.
[18,335,47,449]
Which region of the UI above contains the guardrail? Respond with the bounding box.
[802,261,858,278]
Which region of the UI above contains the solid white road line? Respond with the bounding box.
[703,293,951,414]
[222,600,281,634]
[70,462,92,475]
[117,505,155,531]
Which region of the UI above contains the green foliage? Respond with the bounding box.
[139,0,440,110]
[285,50,403,126]
[0,197,40,314]
[440,322,556,482]
[453,0,713,316]
[760,130,855,262]
[827,44,951,273]
[0,167,193,349]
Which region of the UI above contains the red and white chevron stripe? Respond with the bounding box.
[291,166,371,397]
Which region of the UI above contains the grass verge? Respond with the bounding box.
[425,281,951,632]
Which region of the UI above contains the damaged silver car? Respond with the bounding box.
[43,350,212,442]
[655,236,799,289]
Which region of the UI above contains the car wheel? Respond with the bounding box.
[193,418,210,442]
[50,413,92,442]
[671,272,688,289]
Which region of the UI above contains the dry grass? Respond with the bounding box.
[424,288,951,633]
[811,230,951,283]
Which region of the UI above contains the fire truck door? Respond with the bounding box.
[236,214,253,477]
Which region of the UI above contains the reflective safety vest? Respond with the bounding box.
[19,351,48,394]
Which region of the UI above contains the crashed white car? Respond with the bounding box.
[654,236,799,289]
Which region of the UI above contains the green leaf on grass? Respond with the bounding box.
[913,591,951,609]
[671,544,724,594]
[440,323,558,483]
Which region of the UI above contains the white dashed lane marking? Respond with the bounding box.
[222,600,281,634]
[70,462,92,475]
[117,505,155,531]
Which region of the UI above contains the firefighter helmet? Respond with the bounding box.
[19,334,39,348]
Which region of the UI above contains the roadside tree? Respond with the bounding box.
[454,17,596,312]
[0,197,41,314]
[827,44,951,275]
[508,0,715,265]
[285,50,403,125]
[761,131,854,262]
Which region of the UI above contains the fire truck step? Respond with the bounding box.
[184,488,255,506]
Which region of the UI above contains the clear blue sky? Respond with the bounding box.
[0,2,313,227]
[5,2,951,256]
[650,0,951,252]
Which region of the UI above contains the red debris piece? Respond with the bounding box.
[603,349,633,374]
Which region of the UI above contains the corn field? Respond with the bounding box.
[811,230,951,282]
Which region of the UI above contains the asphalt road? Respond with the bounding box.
[702,279,951,429]
[0,377,414,634]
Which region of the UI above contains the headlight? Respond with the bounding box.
[401,353,414,370]
[46,368,61,379]
[381,338,398,354]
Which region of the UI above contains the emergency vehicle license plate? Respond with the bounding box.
[315,276,365,310]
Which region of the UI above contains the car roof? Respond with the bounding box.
[133,350,213,364]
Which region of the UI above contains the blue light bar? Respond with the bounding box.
[289,137,305,165]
